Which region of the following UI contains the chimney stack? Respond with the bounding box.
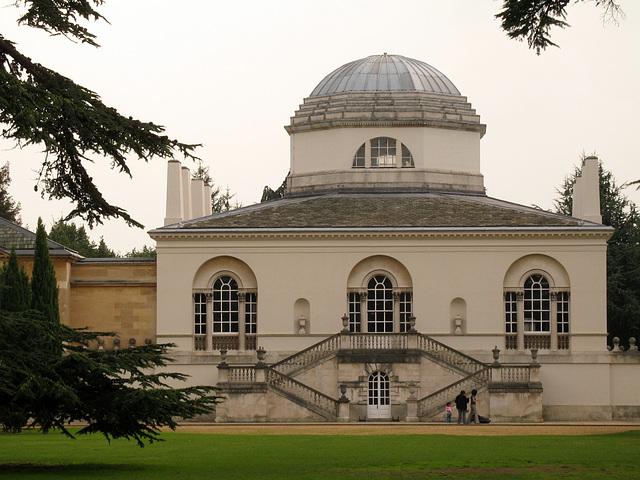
[572,156,602,224]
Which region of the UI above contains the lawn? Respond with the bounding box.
[1,429,638,479]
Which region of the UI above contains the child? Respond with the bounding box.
[445,402,453,423]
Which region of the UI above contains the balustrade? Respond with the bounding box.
[266,368,338,417]
[194,335,207,351]
[348,333,408,350]
[416,333,486,374]
[524,335,551,350]
[499,365,531,383]
[212,335,240,351]
[417,368,490,418]
[271,333,341,375]
[227,366,256,383]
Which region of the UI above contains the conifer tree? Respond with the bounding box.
[0,246,31,312]
[30,218,59,323]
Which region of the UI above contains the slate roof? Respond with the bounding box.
[0,217,81,257]
[160,192,605,231]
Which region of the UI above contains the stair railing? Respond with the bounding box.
[266,367,338,419]
[270,333,341,376]
[417,367,491,419]
[416,333,487,374]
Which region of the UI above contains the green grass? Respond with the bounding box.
[1,430,639,479]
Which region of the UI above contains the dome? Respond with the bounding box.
[310,53,460,97]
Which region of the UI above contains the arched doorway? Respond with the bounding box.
[367,371,391,419]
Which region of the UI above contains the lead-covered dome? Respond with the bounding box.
[310,53,460,97]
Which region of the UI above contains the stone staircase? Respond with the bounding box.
[251,331,491,421]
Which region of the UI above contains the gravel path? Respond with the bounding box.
[172,423,640,436]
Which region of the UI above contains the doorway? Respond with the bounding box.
[367,371,391,419]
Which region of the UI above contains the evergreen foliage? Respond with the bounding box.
[30,218,59,323]
[191,161,240,212]
[125,245,156,258]
[0,1,200,228]
[48,218,116,257]
[0,163,21,224]
[0,310,220,445]
[554,159,640,346]
[0,246,31,312]
[261,173,288,202]
[497,0,624,54]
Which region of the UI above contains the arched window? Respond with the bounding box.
[367,275,394,332]
[504,257,571,351]
[352,137,414,169]
[213,276,239,333]
[523,275,550,332]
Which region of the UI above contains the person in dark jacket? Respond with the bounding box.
[454,390,469,424]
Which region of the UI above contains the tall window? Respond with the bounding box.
[524,275,550,332]
[367,275,394,332]
[213,276,239,333]
[194,293,207,335]
[245,292,257,334]
[557,292,569,334]
[505,292,517,334]
[399,292,412,332]
[348,292,361,332]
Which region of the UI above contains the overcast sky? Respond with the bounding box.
[1,1,639,253]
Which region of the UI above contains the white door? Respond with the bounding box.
[367,372,391,419]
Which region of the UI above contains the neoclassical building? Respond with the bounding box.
[147,54,639,422]
[4,54,638,423]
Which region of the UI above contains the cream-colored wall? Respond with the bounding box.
[154,231,608,356]
[290,127,481,175]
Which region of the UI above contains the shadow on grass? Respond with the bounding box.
[0,463,145,474]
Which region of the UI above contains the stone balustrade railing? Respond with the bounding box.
[271,333,341,375]
[416,333,486,374]
[227,366,256,383]
[266,368,338,418]
[348,333,408,350]
[417,367,491,418]
[498,364,531,383]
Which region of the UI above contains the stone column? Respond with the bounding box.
[359,291,368,333]
[393,291,401,332]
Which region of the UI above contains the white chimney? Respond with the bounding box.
[204,184,212,216]
[191,178,206,219]
[164,160,184,225]
[572,156,602,224]
[181,166,192,221]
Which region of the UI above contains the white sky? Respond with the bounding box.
[1,1,639,253]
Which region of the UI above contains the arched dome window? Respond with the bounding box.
[352,137,414,169]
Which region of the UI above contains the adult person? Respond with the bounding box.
[470,389,480,424]
[454,390,469,424]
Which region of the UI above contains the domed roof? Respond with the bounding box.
[310,53,460,97]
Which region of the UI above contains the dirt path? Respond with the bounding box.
[172,423,640,436]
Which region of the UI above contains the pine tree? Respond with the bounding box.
[554,159,640,346]
[30,218,59,323]
[0,246,30,312]
[0,163,21,224]
[0,310,221,442]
